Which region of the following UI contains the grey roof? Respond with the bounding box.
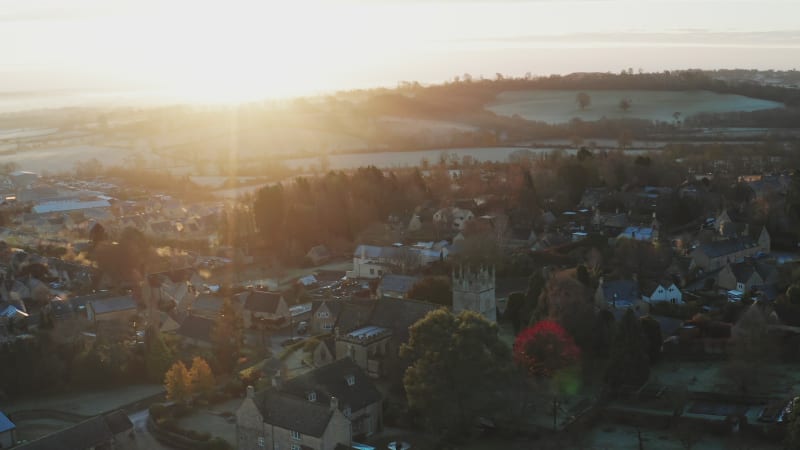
[601,280,640,304]
[88,295,138,315]
[366,298,440,344]
[255,390,332,437]
[281,358,382,413]
[0,411,14,433]
[495,277,529,299]
[332,301,376,334]
[177,315,215,343]
[353,245,403,260]
[15,410,132,450]
[731,262,757,283]
[378,274,421,295]
[244,291,284,313]
[697,238,758,259]
[192,294,225,314]
[32,199,111,214]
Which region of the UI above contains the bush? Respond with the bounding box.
[172,403,193,418]
[149,403,167,420]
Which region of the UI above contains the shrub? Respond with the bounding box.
[149,403,167,420]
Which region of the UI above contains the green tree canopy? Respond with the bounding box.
[407,276,452,306]
[401,309,512,437]
[211,299,244,373]
[605,309,650,388]
[144,327,174,383]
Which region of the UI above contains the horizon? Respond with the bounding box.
[1,0,800,110]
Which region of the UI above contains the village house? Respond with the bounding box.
[690,228,771,271]
[241,290,290,329]
[176,314,215,348]
[346,244,422,279]
[237,358,382,449]
[716,260,779,293]
[86,295,138,324]
[432,206,475,232]
[332,298,440,378]
[376,274,421,299]
[309,300,360,335]
[641,279,683,304]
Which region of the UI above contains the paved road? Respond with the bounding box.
[128,409,170,450]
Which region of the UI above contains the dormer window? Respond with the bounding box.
[307,391,317,402]
[346,375,355,386]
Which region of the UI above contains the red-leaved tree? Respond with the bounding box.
[513,320,581,378]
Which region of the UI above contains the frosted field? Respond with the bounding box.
[487,89,784,123]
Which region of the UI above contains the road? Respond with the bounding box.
[128,409,171,450]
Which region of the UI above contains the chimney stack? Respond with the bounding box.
[247,385,255,399]
[330,396,339,413]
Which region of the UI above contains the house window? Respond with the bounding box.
[290,430,301,440]
[369,268,375,275]
[323,323,332,330]
[291,445,301,450]
[257,437,265,447]
[346,375,356,386]
[307,391,316,402]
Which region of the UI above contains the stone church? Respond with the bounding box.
[452,266,496,322]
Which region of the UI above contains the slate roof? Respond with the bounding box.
[731,262,757,283]
[618,226,655,241]
[15,410,132,450]
[177,315,215,343]
[696,238,758,259]
[378,274,421,295]
[32,199,111,214]
[244,291,284,313]
[255,390,332,437]
[281,358,382,413]
[88,295,138,315]
[0,411,14,433]
[332,301,375,334]
[353,245,403,260]
[366,298,440,344]
[192,294,225,315]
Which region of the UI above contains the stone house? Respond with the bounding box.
[690,228,771,271]
[237,358,382,449]
[332,298,439,378]
[86,295,138,324]
[717,260,779,293]
[376,274,421,299]
[242,291,290,329]
[641,280,683,304]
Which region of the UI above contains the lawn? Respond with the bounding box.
[486,89,783,124]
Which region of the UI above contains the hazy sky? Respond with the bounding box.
[2,0,799,102]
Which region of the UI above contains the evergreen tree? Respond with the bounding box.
[401,310,512,437]
[211,299,243,373]
[605,309,650,388]
[144,327,173,383]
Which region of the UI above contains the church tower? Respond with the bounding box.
[452,266,496,322]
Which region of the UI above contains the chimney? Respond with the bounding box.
[330,396,339,413]
[246,385,255,399]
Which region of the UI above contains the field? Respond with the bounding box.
[486,89,784,123]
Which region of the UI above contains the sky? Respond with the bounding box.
[1,0,800,104]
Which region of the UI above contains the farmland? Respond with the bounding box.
[486,89,784,124]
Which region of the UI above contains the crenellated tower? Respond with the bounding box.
[452,266,496,322]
